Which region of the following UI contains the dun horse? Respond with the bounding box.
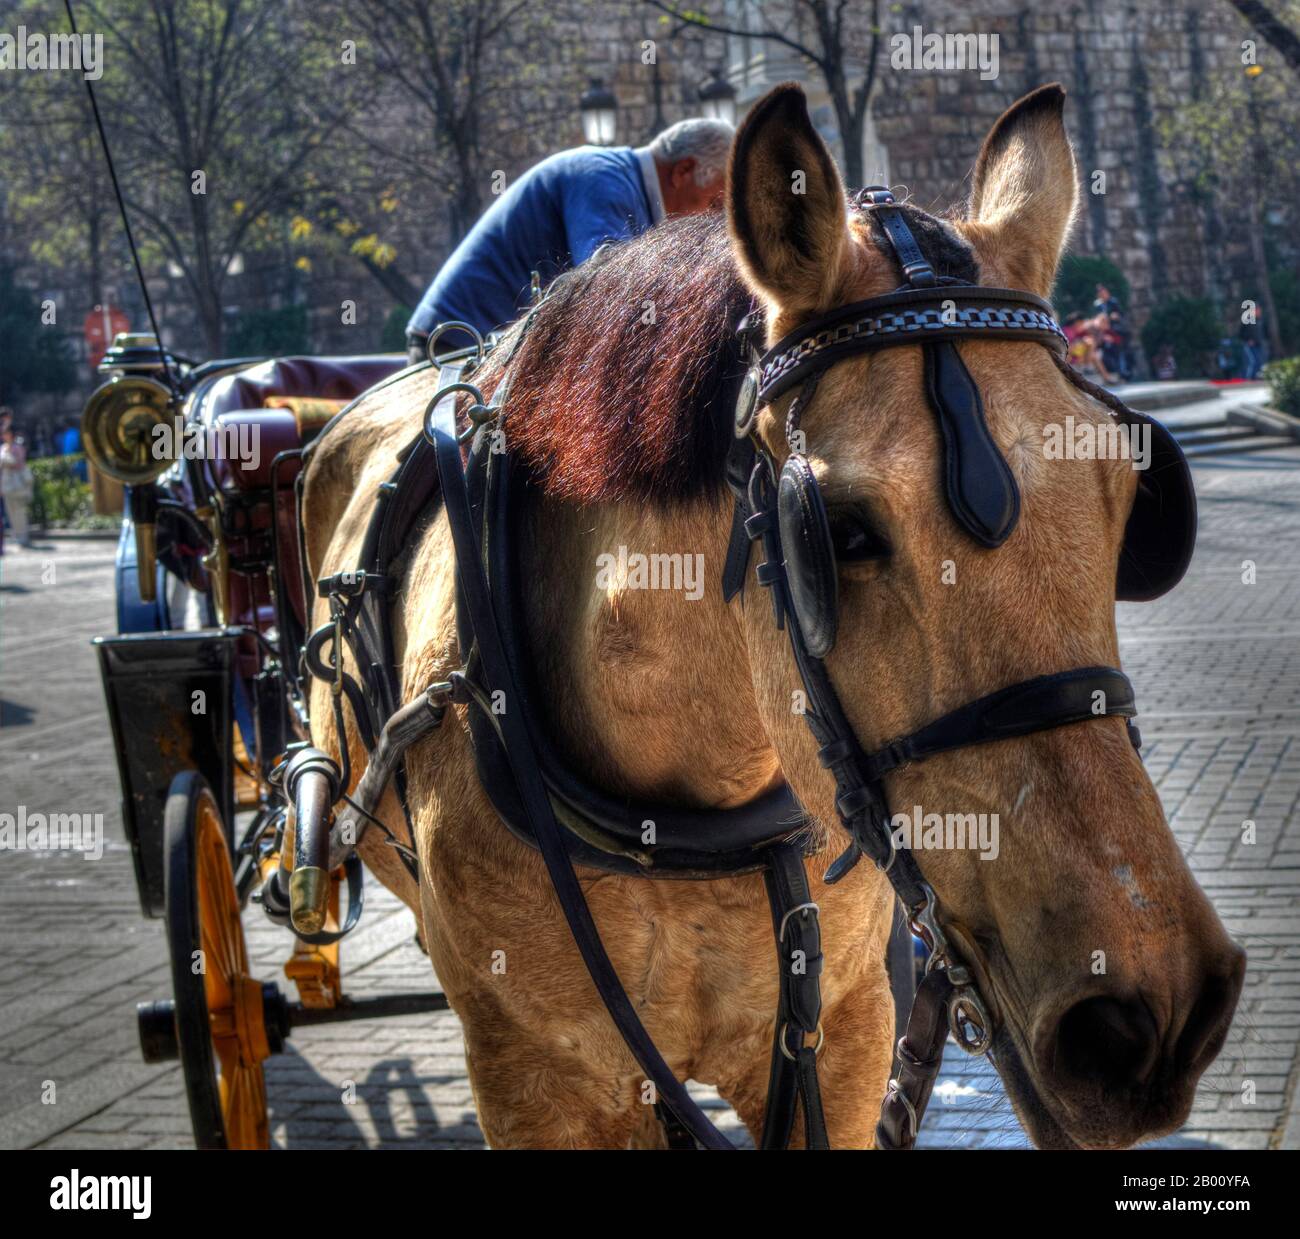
[301,84,1243,1148]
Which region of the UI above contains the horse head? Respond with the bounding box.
[726,82,1243,1150]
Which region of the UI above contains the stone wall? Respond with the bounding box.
[867,0,1266,328]
[292,1,1296,361]
[25,1,1293,383]
[553,0,731,147]
[572,0,1294,353]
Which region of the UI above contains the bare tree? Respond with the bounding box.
[646,0,884,186]
[1226,0,1300,76]
[0,67,114,309]
[1158,62,1296,357]
[330,0,579,247]
[77,0,346,353]
[303,0,584,314]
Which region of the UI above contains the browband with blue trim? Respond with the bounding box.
[754,285,1068,407]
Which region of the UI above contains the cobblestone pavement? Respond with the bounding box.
[2,441,1297,1150]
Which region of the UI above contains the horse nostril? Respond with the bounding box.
[1176,947,1246,1075]
[1054,995,1160,1091]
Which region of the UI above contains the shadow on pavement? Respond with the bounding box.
[0,698,35,726]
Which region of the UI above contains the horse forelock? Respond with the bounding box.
[496,214,750,506]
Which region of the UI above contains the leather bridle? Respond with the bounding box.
[722,187,1166,1148]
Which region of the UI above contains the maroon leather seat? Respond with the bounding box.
[197,355,407,491]
[186,355,408,644]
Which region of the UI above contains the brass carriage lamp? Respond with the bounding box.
[579,78,618,146]
[81,339,179,605]
[698,69,737,127]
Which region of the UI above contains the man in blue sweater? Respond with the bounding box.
[406,118,734,362]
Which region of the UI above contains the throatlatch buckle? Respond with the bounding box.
[318,570,390,600]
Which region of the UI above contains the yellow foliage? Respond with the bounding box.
[351,234,396,267]
[290,216,313,241]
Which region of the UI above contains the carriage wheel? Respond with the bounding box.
[164,771,272,1150]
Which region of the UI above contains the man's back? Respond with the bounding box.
[408,145,653,345]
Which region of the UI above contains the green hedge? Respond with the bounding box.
[227,304,311,356]
[1269,270,1300,356]
[29,454,120,530]
[381,305,413,353]
[1262,356,1300,417]
[1140,296,1221,379]
[1052,255,1131,319]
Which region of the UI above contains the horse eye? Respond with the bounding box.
[828,507,890,562]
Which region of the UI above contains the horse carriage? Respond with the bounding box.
[82,83,1241,1153]
[85,335,452,1149]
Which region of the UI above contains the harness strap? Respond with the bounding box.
[722,435,758,603]
[795,1045,829,1150]
[721,497,752,604]
[755,285,1066,407]
[310,367,472,884]
[427,368,734,1150]
[860,666,1137,781]
[859,186,936,286]
[760,843,828,1150]
[875,968,955,1150]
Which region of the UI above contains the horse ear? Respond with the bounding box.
[966,84,1078,299]
[727,82,852,315]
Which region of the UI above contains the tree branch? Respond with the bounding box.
[643,0,826,70]
[1226,0,1300,77]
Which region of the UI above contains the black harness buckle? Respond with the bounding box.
[317,570,392,600]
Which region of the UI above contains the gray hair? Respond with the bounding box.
[649,117,734,187]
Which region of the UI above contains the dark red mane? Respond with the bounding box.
[498,214,749,505]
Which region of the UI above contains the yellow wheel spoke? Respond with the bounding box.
[187,786,271,1150]
[222,1063,269,1150]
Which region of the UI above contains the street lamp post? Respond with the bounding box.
[698,69,737,127]
[579,79,618,146]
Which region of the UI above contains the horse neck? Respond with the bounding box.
[518,487,783,808]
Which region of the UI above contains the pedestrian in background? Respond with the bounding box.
[1240,316,1265,380]
[0,419,34,550]
[1093,284,1132,380]
[0,406,12,554]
